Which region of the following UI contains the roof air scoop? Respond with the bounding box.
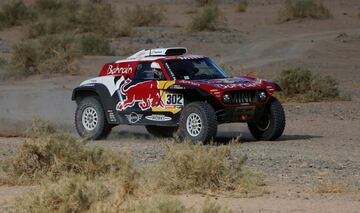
[127,47,187,59]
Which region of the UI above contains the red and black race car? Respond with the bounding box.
[72,47,285,142]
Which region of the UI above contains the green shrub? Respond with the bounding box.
[79,33,114,56]
[236,0,248,13]
[0,133,133,184]
[189,4,221,31]
[0,0,34,29]
[278,0,331,22]
[195,0,217,7]
[16,176,111,213]
[125,4,163,27]
[11,33,81,76]
[276,68,343,102]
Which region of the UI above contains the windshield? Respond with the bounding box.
[164,58,228,80]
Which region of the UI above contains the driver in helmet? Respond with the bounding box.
[151,62,164,80]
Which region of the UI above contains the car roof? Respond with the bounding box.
[114,47,206,63]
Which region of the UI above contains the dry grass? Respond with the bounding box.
[16,176,111,213]
[79,33,115,56]
[189,4,222,31]
[30,117,57,137]
[5,128,262,212]
[10,33,81,77]
[195,0,217,7]
[278,0,331,22]
[313,176,349,194]
[148,141,263,196]
[0,0,34,29]
[236,0,248,13]
[124,4,164,27]
[0,133,133,185]
[275,67,347,102]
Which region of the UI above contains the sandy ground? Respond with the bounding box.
[0,0,360,212]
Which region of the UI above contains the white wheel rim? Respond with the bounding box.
[186,113,202,137]
[81,107,98,131]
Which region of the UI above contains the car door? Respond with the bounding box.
[115,62,163,124]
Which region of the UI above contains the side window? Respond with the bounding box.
[134,62,153,80]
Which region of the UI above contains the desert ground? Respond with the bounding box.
[0,0,360,212]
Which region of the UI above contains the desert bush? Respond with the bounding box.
[151,142,261,195]
[125,4,164,27]
[79,33,114,56]
[76,0,118,36]
[276,67,343,102]
[236,0,248,13]
[0,0,34,29]
[30,117,57,137]
[11,33,80,76]
[195,0,217,7]
[0,133,133,184]
[27,15,77,38]
[16,176,111,213]
[278,0,331,22]
[189,4,221,31]
[313,176,349,194]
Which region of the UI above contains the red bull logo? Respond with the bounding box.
[116,79,165,111]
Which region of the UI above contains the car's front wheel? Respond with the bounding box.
[75,96,112,140]
[178,101,217,143]
[248,97,285,141]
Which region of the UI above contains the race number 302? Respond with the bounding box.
[166,93,184,106]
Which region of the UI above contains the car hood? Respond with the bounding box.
[191,76,272,91]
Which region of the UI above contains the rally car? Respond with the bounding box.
[72,47,285,142]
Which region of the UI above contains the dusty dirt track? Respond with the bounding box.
[0,0,360,212]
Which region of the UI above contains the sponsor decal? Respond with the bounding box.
[107,64,133,75]
[116,79,164,111]
[145,114,172,122]
[125,112,143,124]
[177,80,201,87]
[215,81,257,89]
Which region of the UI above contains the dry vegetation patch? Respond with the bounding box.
[0,133,133,185]
[313,175,349,194]
[124,4,164,27]
[278,0,331,22]
[195,0,218,7]
[236,0,248,13]
[275,67,346,102]
[0,0,34,29]
[2,119,260,211]
[148,141,263,196]
[189,4,222,31]
[11,33,81,77]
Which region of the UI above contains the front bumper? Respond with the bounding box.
[217,105,266,123]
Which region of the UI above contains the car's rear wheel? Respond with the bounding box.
[145,125,178,138]
[178,101,217,143]
[248,97,285,141]
[75,96,112,140]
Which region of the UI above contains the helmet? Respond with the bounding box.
[151,62,161,70]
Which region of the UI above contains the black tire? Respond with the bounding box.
[178,101,218,143]
[145,125,178,138]
[75,96,112,140]
[248,97,285,141]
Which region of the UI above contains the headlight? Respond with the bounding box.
[258,91,267,102]
[222,94,231,104]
